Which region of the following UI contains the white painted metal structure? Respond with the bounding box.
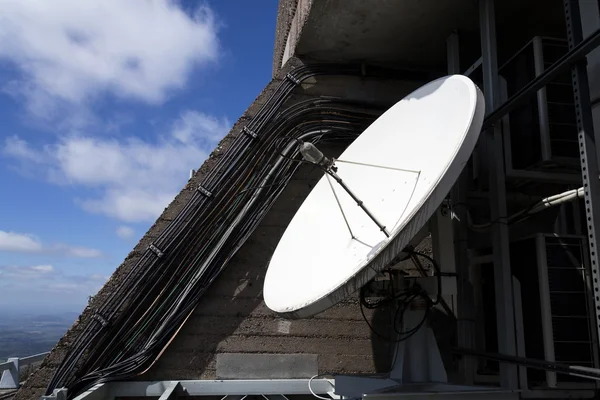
[264,75,486,318]
[59,379,337,400]
[0,352,49,390]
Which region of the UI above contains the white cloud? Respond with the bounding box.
[0,0,220,118]
[42,273,109,295]
[116,225,135,240]
[0,1,230,224]
[0,230,102,258]
[59,245,103,259]
[31,264,54,272]
[3,111,231,222]
[0,265,109,306]
[0,264,55,279]
[0,230,43,252]
[3,136,39,162]
[172,110,228,146]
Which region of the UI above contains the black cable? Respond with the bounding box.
[49,62,419,397]
[358,246,456,346]
[392,292,431,338]
[47,67,391,398]
[359,275,430,343]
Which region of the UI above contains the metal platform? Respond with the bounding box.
[64,379,337,400]
[363,383,517,400]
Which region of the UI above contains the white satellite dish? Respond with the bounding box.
[264,75,485,319]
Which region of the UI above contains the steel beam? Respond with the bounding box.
[109,379,337,398]
[1,351,50,389]
[0,360,12,374]
[0,358,18,390]
[362,384,517,400]
[479,0,518,390]
[446,32,460,75]
[512,277,529,390]
[484,26,600,129]
[158,382,182,400]
[565,0,600,361]
[535,235,557,387]
[447,31,477,385]
[464,57,483,78]
[263,395,290,400]
[42,388,69,400]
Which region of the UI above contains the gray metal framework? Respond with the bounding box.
[479,0,519,389]
[450,0,600,393]
[564,0,600,349]
[0,352,49,390]
[447,31,478,386]
[61,379,337,400]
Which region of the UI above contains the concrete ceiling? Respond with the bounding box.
[292,0,567,70]
[295,0,478,68]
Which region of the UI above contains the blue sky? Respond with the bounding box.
[0,0,278,314]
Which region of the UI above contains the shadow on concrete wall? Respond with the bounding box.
[429,307,458,380]
[370,305,395,373]
[369,302,458,377]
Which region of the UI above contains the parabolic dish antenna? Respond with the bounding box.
[264,75,485,319]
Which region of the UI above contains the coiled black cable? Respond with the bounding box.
[358,249,444,344]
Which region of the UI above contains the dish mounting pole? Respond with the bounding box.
[325,168,391,238]
[299,141,391,238]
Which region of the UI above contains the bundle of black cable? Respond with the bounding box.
[359,249,443,344]
[44,63,436,399]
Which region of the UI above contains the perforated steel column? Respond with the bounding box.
[564,0,600,355]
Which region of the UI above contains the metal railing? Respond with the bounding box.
[0,352,50,390]
[55,379,338,400]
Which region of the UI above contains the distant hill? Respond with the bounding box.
[30,312,79,324]
[0,312,78,360]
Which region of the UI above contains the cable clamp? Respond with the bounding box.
[149,243,164,258]
[92,313,108,327]
[285,72,301,85]
[242,126,258,139]
[197,185,212,198]
[441,198,452,218]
